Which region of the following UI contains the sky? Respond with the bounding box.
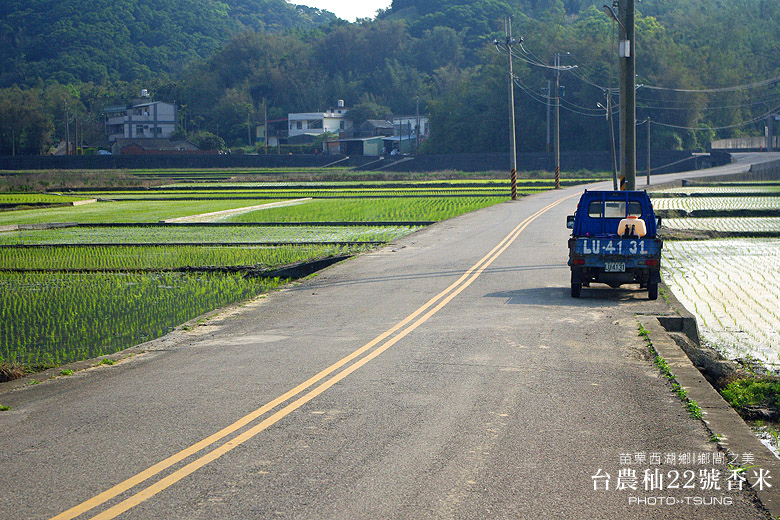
[291,1,393,22]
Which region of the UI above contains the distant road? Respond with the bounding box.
[0,153,777,519]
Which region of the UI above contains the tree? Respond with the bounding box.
[193,131,225,151]
[346,97,392,126]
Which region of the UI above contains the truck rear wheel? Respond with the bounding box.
[571,283,581,298]
[648,282,658,300]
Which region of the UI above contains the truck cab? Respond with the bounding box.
[567,190,663,299]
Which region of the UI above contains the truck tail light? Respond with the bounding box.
[573,258,585,266]
[646,259,659,267]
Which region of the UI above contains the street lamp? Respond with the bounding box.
[602,5,625,32]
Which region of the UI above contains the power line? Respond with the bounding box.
[512,76,616,118]
[643,74,780,93]
[509,47,576,72]
[650,103,780,130]
[637,95,780,112]
[566,67,609,91]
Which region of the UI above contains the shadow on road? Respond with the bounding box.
[486,285,650,306]
[288,264,564,290]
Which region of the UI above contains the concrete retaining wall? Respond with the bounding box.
[0,150,727,174]
[0,154,373,171]
[374,151,717,174]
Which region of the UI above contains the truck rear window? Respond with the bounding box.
[588,200,642,218]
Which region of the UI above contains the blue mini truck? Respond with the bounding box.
[567,190,663,300]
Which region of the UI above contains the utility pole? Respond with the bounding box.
[247,108,252,147]
[600,90,619,190]
[416,97,421,156]
[545,80,551,153]
[263,100,268,155]
[618,0,636,190]
[554,55,560,189]
[64,105,70,156]
[646,116,651,186]
[496,18,520,201]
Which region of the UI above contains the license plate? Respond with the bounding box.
[605,262,626,272]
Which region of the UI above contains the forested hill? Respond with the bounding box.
[2,0,780,157]
[0,0,336,87]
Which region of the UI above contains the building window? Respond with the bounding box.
[297,121,303,130]
[136,125,144,135]
[340,121,345,130]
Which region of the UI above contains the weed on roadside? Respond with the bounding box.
[721,377,780,419]
[640,322,703,419]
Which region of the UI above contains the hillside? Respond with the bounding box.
[2,0,780,157]
[0,0,337,87]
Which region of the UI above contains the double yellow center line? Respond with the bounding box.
[52,194,573,520]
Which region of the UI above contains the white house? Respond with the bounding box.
[391,116,429,141]
[105,92,177,141]
[288,100,351,140]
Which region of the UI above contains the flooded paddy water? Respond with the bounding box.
[656,177,780,370]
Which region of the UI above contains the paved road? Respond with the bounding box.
[1,154,778,519]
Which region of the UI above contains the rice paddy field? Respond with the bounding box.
[0,272,284,366]
[662,239,780,367]
[0,244,362,271]
[0,194,95,204]
[1,170,567,371]
[0,225,418,245]
[651,195,780,212]
[663,217,780,233]
[0,199,290,225]
[656,178,780,369]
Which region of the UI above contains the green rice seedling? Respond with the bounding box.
[226,197,502,224]
[662,239,780,368]
[0,199,290,225]
[0,272,285,367]
[0,244,360,271]
[0,194,92,204]
[0,225,419,246]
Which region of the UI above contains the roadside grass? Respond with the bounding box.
[721,378,780,418]
[639,324,702,419]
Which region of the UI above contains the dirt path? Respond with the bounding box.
[162,197,312,223]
